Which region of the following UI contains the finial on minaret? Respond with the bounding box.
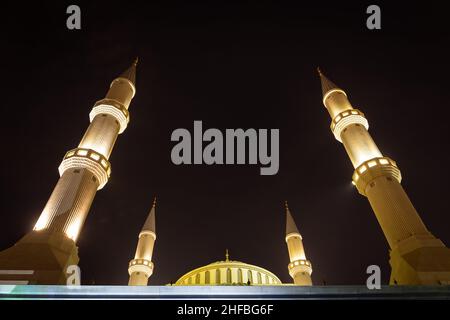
[317,67,342,97]
[119,58,138,87]
[225,249,230,262]
[152,196,157,208]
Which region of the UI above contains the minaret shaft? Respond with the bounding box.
[285,203,313,286]
[79,114,120,159]
[323,83,432,246]
[319,70,450,285]
[286,233,313,286]
[34,168,98,241]
[128,200,156,286]
[128,233,156,286]
[106,78,135,107]
[287,235,306,261]
[324,91,353,118]
[134,234,156,261]
[34,114,119,241]
[32,66,136,242]
[341,124,382,168]
[365,175,431,248]
[0,60,137,284]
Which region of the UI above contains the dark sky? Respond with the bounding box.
[1,1,449,285]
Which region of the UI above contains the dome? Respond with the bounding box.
[174,253,282,286]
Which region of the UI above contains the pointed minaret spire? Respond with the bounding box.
[285,201,300,236]
[317,67,353,122]
[284,202,313,286]
[98,58,137,136]
[119,57,138,88]
[128,197,157,286]
[141,197,156,234]
[225,249,230,262]
[317,67,342,97]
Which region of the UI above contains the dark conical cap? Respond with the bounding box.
[119,57,138,87]
[285,201,300,236]
[317,67,342,97]
[141,197,156,234]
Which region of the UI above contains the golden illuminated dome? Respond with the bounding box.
[174,250,282,286]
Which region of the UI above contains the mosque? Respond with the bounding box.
[0,59,449,294]
[128,198,311,287]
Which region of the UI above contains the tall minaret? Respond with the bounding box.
[128,198,157,286]
[285,202,313,286]
[0,59,138,285]
[317,68,450,285]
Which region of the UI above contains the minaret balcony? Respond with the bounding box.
[128,259,154,277]
[330,109,369,142]
[58,148,111,189]
[352,157,402,196]
[288,259,312,277]
[90,98,130,133]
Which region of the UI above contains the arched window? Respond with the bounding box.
[195,273,200,284]
[263,274,267,284]
[247,270,253,284]
[226,268,232,284]
[205,271,210,284]
[238,269,243,284]
[257,272,262,284]
[216,269,221,284]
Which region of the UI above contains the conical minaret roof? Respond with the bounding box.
[317,67,342,97]
[119,57,138,87]
[141,197,156,234]
[285,201,300,236]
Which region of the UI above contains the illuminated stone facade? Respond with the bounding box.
[318,69,450,285]
[128,199,157,286]
[0,59,138,285]
[285,202,312,285]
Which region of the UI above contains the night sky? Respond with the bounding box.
[1,1,449,285]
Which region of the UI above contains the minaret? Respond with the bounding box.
[285,201,313,286]
[0,59,138,285]
[317,68,450,285]
[128,198,157,286]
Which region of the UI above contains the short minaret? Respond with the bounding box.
[0,59,138,285]
[128,198,157,286]
[317,68,450,285]
[285,201,313,286]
